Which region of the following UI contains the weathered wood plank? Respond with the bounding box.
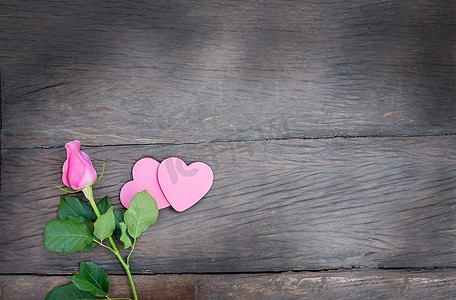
[1,0,455,148]
[0,136,455,274]
[1,270,456,299]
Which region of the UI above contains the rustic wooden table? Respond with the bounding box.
[1,1,455,299]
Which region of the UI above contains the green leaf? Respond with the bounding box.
[65,216,96,251]
[72,274,109,298]
[78,241,97,252]
[124,190,158,238]
[93,207,115,241]
[113,210,123,227]
[79,262,110,295]
[113,210,125,241]
[44,219,93,253]
[45,283,96,300]
[66,215,89,224]
[66,216,94,232]
[96,196,111,214]
[119,222,133,249]
[58,196,95,222]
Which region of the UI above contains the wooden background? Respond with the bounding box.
[0,0,455,299]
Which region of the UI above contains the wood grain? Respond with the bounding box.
[1,270,456,299]
[0,136,455,274]
[1,0,455,148]
[1,1,455,297]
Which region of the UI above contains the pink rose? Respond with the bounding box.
[62,140,97,190]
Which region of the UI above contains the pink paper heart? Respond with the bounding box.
[120,158,170,209]
[158,157,213,212]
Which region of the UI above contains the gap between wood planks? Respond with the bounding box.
[2,133,456,150]
[2,266,456,277]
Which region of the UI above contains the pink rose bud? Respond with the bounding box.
[62,140,97,190]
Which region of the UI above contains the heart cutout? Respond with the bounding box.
[120,158,170,209]
[158,157,213,212]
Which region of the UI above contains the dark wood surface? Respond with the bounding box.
[1,137,456,275]
[2,270,456,300]
[1,0,455,299]
[1,0,455,149]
